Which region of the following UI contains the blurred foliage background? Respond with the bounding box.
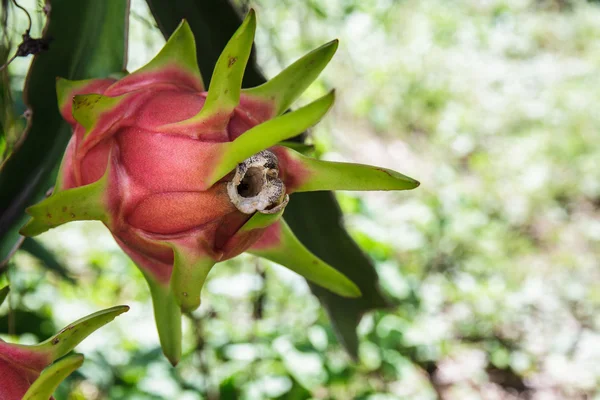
[2,0,600,399]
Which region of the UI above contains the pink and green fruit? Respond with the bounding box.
[20,10,419,364]
[0,295,127,400]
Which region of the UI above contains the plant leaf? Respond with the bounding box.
[285,192,390,356]
[143,273,182,366]
[248,218,361,298]
[243,39,338,116]
[279,147,420,193]
[19,167,111,237]
[159,10,256,136]
[0,0,129,266]
[208,91,334,187]
[126,20,203,89]
[195,10,256,120]
[239,208,285,232]
[72,93,123,133]
[144,1,264,89]
[0,284,8,307]
[28,305,129,362]
[169,243,215,313]
[22,353,84,400]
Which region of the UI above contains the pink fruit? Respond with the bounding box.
[21,10,419,364]
[0,302,127,400]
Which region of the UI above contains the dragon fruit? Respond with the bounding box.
[0,295,127,400]
[20,11,419,364]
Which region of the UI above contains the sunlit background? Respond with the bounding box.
[2,0,600,398]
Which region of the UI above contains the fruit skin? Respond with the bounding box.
[20,10,419,364]
[0,304,128,400]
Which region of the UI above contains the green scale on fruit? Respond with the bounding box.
[20,10,419,365]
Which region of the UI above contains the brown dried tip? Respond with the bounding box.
[227,150,289,214]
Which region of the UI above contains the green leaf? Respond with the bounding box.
[144,273,182,366]
[0,309,56,338]
[0,1,129,266]
[239,208,285,232]
[219,376,242,398]
[0,285,8,307]
[274,375,311,400]
[285,192,390,357]
[22,353,84,400]
[249,218,361,298]
[19,168,111,237]
[56,77,102,115]
[72,93,123,133]
[199,10,256,119]
[131,20,203,88]
[282,147,420,193]
[0,44,21,163]
[243,39,338,116]
[145,1,264,89]
[208,91,335,187]
[28,305,129,361]
[161,10,256,134]
[169,243,215,313]
[278,141,315,155]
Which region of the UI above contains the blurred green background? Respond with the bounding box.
[2,0,600,398]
